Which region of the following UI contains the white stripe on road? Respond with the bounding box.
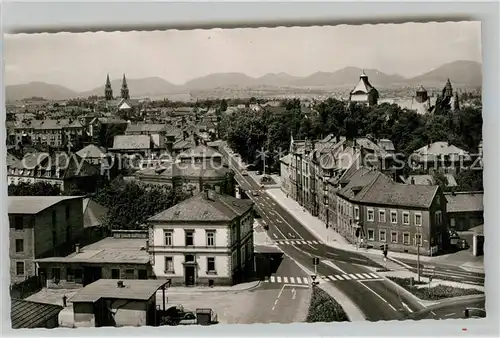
[369,273,379,278]
[301,241,307,245]
[289,277,295,284]
[358,281,398,312]
[355,274,365,279]
[277,276,282,283]
[283,277,289,283]
[303,277,309,284]
[335,275,344,280]
[328,275,337,281]
[361,273,373,279]
[342,274,352,280]
[270,276,275,283]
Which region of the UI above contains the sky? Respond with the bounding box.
[4,21,482,92]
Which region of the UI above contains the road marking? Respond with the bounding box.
[445,313,455,317]
[369,273,379,278]
[321,260,348,274]
[276,219,282,223]
[359,278,385,282]
[358,281,398,312]
[283,277,289,283]
[342,274,352,280]
[289,277,295,284]
[277,276,282,283]
[288,233,295,239]
[270,276,275,283]
[272,284,287,311]
[361,273,373,279]
[350,257,367,262]
[431,311,437,316]
[328,275,337,281]
[402,302,413,313]
[335,275,344,280]
[302,277,309,284]
[264,277,269,282]
[273,233,278,239]
[355,274,365,279]
[308,244,318,250]
[292,288,296,300]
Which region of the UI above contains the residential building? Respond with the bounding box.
[336,168,448,256]
[8,196,85,284]
[34,235,151,288]
[279,154,292,195]
[11,118,86,148]
[110,135,152,157]
[445,191,484,231]
[7,151,102,193]
[148,189,254,286]
[125,123,169,149]
[76,144,107,166]
[410,141,472,174]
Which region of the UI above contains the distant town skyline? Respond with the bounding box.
[5,21,481,92]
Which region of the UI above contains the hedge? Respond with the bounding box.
[306,286,349,322]
[388,276,484,300]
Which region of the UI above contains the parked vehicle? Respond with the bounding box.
[464,308,486,319]
[242,170,248,176]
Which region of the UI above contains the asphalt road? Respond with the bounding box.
[223,148,425,321]
[390,258,485,285]
[407,295,485,320]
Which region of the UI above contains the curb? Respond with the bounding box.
[166,281,261,294]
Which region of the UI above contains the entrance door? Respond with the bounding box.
[185,266,195,286]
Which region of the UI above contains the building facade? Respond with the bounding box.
[8,196,85,284]
[148,189,254,286]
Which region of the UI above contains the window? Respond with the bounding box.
[16,262,24,276]
[367,209,374,221]
[138,270,148,280]
[206,230,215,247]
[415,213,422,226]
[65,205,70,220]
[435,211,442,226]
[207,257,216,273]
[450,218,456,228]
[185,254,195,263]
[15,239,24,253]
[379,210,386,223]
[185,230,194,246]
[403,212,410,225]
[14,216,24,230]
[415,234,423,247]
[367,229,375,241]
[74,269,82,281]
[390,211,398,224]
[67,268,74,282]
[164,230,173,246]
[354,207,359,220]
[379,230,386,242]
[165,257,174,273]
[111,269,120,279]
[403,232,410,245]
[391,231,398,243]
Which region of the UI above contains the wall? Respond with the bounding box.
[73,302,96,327]
[105,299,148,327]
[34,198,84,258]
[9,214,36,283]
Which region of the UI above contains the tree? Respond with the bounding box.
[220,99,228,112]
[8,182,62,196]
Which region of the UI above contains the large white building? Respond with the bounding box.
[147,189,254,286]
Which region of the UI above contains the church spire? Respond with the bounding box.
[121,74,130,100]
[104,73,113,100]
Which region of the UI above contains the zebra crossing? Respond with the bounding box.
[264,272,381,285]
[274,239,324,245]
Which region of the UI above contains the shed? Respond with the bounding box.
[11,298,63,329]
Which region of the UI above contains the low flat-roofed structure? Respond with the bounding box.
[35,237,151,288]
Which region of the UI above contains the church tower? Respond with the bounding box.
[121,74,130,100]
[104,74,113,100]
[442,78,453,99]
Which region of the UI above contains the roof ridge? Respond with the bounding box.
[356,171,383,200]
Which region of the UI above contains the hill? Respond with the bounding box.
[5,82,79,101]
[81,76,181,98]
[407,60,482,88]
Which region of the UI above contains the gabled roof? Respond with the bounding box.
[412,142,471,161]
[9,196,83,215]
[112,135,151,150]
[76,144,106,158]
[11,299,63,329]
[126,123,167,134]
[445,192,483,213]
[148,190,253,222]
[83,198,109,228]
[337,168,379,200]
[350,72,376,95]
[177,144,223,159]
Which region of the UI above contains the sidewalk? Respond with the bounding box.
[164,280,261,294]
[266,187,477,265]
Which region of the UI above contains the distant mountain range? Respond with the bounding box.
[6,60,482,102]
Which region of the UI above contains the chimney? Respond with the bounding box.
[117,280,124,288]
[75,243,80,253]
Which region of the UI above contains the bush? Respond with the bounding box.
[388,277,483,300]
[260,175,276,185]
[306,286,349,322]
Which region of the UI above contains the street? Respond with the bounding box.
[407,295,485,320]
